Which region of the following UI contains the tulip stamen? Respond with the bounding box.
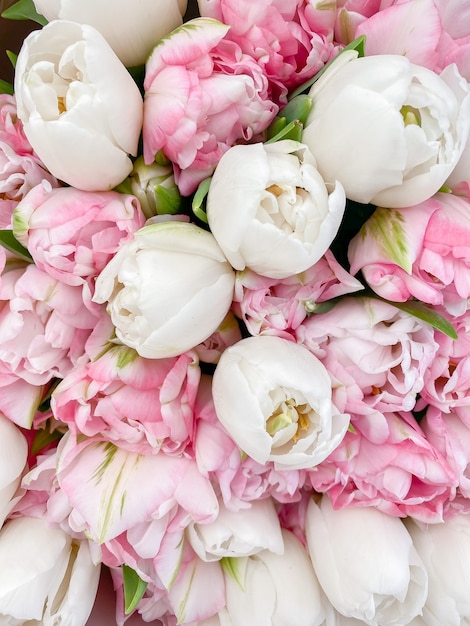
[400,105,421,127]
[57,96,67,114]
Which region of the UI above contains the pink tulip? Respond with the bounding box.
[56,432,219,544]
[198,0,339,103]
[13,183,146,292]
[143,18,278,195]
[234,250,363,339]
[0,264,97,388]
[296,296,438,417]
[0,94,58,227]
[348,193,470,316]
[51,344,201,455]
[308,410,458,522]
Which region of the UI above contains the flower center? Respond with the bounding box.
[400,105,421,127]
[266,397,313,445]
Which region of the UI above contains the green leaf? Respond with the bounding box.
[0,79,13,95]
[278,94,313,127]
[264,119,303,144]
[0,230,33,262]
[192,176,212,224]
[288,34,366,100]
[123,565,147,614]
[6,51,17,69]
[266,116,287,140]
[2,0,47,24]
[381,298,458,340]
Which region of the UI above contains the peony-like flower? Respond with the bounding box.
[348,193,470,316]
[211,335,350,470]
[93,220,235,359]
[14,20,143,191]
[0,94,58,226]
[306,495,428,625]
[307,410,458,522]
[0,414,28,528]
[302,51,470,208]
[197,0,338,103]
[143,17,278,195]
[12,181,146,292]
[51,343,201,455]
[406,513,470,625]
[0,516,100,626]
[206,140,346,279]
[233,249,363,339]
[296,296,439,416]
[221,528,329,626]
[0,263,98,388]
[32,0,187,67]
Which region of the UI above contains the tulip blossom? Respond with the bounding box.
[233,249,363,339]
[32,0,187,67]
[187,497,284,561]
[93,221,235,359]
[0,414,28,528]
[0,516,100,625]
[13,181,146,291]
[348,193,470,315]
[406,514,470,625]
[222,529,328,626]
[51,343,201,455]
[302,51,470,208]
[143,17,278,195]
[296,296,438,417]
[56,432,219,543]
[197,0,338,103]
[207,140,346,279]
[0,94,58,226]
[306,496,428,625]
[14,20,143,191]
[211,335,350,470]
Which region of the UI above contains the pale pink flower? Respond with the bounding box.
[417,310,470,413]
[198,0,339,103]
[0,264,97,388]
[51,344,201,455]
[13,182,146,294]
[422,405,470,513]
[143,18,278,195]
[234,250,363,339]
[308,410,458,522]
[0,94,58,227]
[55,431,219,544]
[349,194,470,316]
[296,296,439,416]
[193,311,242,364]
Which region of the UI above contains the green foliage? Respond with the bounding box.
[1,0,47,24]
[122,565,148,615]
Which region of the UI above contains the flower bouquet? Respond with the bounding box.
[1,0,470,624]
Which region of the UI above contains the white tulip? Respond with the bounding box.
[0,516,100,625]
[306,496,428,626]
[93,221,235,358]
[223,529,328,626]
[32,0,187,67]
[187,498,284,561]
[207,140,346,279]
[211,335,349,470]
[303,52,470,208]
[14,20,143,191]
[406,514,470,625]
[0,415,28,528]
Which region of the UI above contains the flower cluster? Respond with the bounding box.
[1,0,470,625]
